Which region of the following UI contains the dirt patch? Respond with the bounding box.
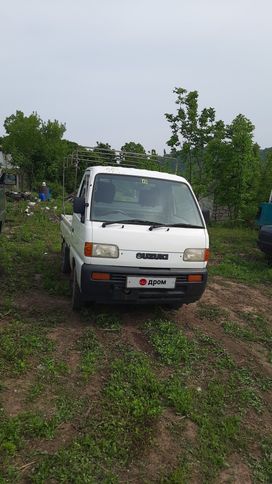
[183,418,198,442]
[204,278,272,320]
[1,378,30,417]
[48,325,83,366]
[15,291,70,314]
[176,278,272,377]
[122,322,155,356]
[120,408,182,483]
[27,420,78,456]
[218,454,252,483]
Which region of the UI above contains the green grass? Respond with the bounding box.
[162,374,254,481]
[0,319,55,376]
[222,320,256,341]
[31,350,162,483]
[0,201,70,297]
[1,200,272,483]
[144,319,196,365]
[252,437,272,483]
[209,225,272,284]
[76,328,103,379]
[222,316,272,357]
[196,303,228,321]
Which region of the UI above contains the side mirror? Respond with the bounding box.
[0,173,17,186]
[73,197,86,215]
[202,209,210,225]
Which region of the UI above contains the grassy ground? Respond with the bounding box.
[0,201,272,483]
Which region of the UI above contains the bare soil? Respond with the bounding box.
[1,276,272,482]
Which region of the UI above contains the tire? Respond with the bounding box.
[71,269,82,311]
[61,242,71,274]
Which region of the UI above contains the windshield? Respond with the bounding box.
[90,174,204,227]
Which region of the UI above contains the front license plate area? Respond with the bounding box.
[126,276,176,289]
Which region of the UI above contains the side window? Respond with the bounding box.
[78,174,90,200]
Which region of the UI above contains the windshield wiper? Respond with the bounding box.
[168,223,204,229]
[101,219,158,228]
[149,222,204,231]
[101,220,204,229]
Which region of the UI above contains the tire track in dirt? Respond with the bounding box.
[176,277,272,378]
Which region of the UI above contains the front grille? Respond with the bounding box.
[111,274,127,285]
[176,275,188,284]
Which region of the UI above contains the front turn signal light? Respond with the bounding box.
[84,242,93,257]
[188,274,203,282]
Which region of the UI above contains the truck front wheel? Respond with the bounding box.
[72,269,82,311]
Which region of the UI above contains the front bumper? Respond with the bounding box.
[81,264,208,305]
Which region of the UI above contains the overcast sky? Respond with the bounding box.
[1,0,271,152]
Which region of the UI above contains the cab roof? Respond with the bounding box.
[85,165,189,185]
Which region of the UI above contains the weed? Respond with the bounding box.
[77,328,103,378]
[252,437,272,483]
[94,312,121,331]
[163,377,195,416]
[26,382,45,402]
[145,319,196,365]
[31,351,162,482]
[209,226,272,284]
[222,320,256,341]
[196,303,228,321]
[39,357,69,380]
[161,456,190,483]
[0,320,55,376]
[237,311,272,350]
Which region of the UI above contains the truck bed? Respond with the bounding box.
[61,214,73,245]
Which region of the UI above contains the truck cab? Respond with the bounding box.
[61,165,209,309]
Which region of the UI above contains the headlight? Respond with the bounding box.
[92,243,119,258]
[183,248,209,262]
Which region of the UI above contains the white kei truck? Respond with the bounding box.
[60,165,209,310]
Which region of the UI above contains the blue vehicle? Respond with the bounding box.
[256,191,272,256]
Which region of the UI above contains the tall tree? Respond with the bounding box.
[165,87,219,194]
[120,141,146,165]
[258,150,272,203]
[2,111,67,189]
[205,114,259,220]
[93,142,116,164]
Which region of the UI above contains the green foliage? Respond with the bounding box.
[209,225,272,284]
[120,141,146,165]
[31,351,162,483]
[0,320,54,376]
[165,87,221,194]
[94,312,121,330]
[0,201,70,297]
[77,328,103,379]
[166,86,265,221]
[258,150,272,203]
[196,303,228,321]
[145,319,196,365]
[206,115,260,220]
[253,437,272,482]
[222,321,256,341]
[2,110,74,190]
